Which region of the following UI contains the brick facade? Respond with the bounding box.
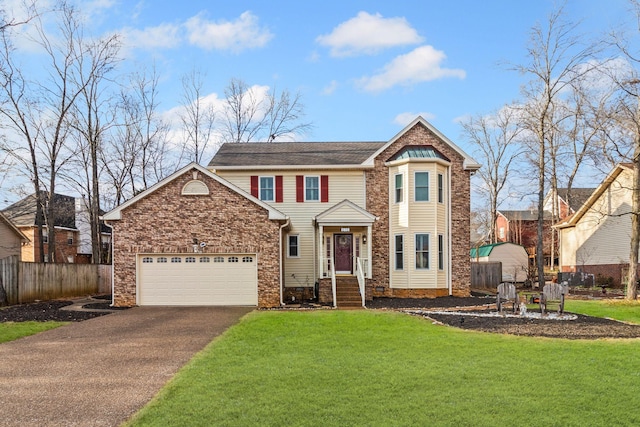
[108,167,283,307]
[20,227,79,263]
[366,123,472,298]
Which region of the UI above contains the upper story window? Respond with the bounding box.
[438,173,444,203]
[260,176,274,201]
[305,176,319,201]
[415,172,429,202]
[395,174,403,203]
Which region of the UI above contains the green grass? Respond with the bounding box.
[566,299,640,324]
[126,310,640,427]
[0,321,67,343]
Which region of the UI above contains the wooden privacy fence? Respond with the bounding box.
[0,256,111,305]
[471,261,502,289]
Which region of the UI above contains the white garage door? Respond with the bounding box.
[138,254,258,306]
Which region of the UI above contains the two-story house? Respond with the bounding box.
[104,117,480,308]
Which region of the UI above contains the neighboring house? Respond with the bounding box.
[2,193,79,263]
[470,242,529,282]
[104,117,480,308]
[74,198,112,264]
[0,211,29,260]
[557,163,633,286]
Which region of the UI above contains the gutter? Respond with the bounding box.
[101,219,115,307]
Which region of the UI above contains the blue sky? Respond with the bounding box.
[1,0,635,207]
[50,0,630,145]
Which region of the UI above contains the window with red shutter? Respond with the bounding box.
[250,176,258,198]
[275,175,283,202]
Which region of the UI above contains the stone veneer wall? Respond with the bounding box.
[366,123,472,298]
[109,168,282,307]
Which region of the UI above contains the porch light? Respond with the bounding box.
[363,235,367,244]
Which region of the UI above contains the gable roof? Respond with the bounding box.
[103,162,288,221]
[208,116,480,171]
[556,163,632,229]
[314,199,377,225]
[2,193,76,229]
[364,116,481,170]
[0,211,29,242]
[556,187,596,212]
[209,141,386,170]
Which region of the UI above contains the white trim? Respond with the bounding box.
[394,173,404,204]
[103,162,287,221]
[414,171,430,202]
[212,164,375,171]
[314,199,377,224]
[304,175,320,202]
[287,234,300,258]
[259,175,275,202]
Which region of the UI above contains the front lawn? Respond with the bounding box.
[566,299,640,324]
[126,310,640,427]
[0,321,67,343]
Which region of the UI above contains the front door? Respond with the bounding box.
[334,234,353,274]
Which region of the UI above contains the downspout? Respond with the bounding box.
[279,217,291,306]
[102,220,115,307]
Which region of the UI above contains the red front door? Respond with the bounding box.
[334,234,353,273]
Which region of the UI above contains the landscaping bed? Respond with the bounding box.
[369,296,640,339]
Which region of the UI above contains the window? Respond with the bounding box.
[395,234,404,270]
[499,227,505,239]
[242,256,254,263]
[415,234,430,269]
[438,234,444,271]
[157,257,167,263]
[199,257,210,263]
[67,232,74,245]
[142,257,153,263]
[43,254,49,262]
[415,172,429,201]
[288,235,299,257]
[213,256,224,263]
[42,230,48,244]
[228,256,239,263]
[259,176,274,201]
[395,174,403,203]
[305,176,319,201]
[185,257,196,263]
[438,173,444,203]
[171,257,182,263]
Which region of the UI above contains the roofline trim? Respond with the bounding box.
[211,164,375,171]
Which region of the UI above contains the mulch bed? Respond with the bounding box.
[369,296,640,340]
[0,301,113,322]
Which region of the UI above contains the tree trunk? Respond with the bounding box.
[627,143,640,300]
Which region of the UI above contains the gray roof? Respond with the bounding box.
[499,210,552,221]
[2,193,76,229]
[209,142,387,168]
[557,188,596,212]
[389,145,449,162]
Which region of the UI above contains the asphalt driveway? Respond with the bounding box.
[0,306,253,427]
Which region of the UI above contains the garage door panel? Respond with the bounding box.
[138,254,258,306]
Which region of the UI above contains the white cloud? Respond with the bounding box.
[394,112,435,126]
[322,80,338,95]
[185,11,273,53]
[357,45,466,92]
[316,11,423,57]
[120,23,182,50]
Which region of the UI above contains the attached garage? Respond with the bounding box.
[103,163,287,308]
[137,254,258,306]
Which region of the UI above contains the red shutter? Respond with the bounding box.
[321,175,329,202]
[275,176,283,203]
[251,176,259,198]
[296,175,304,202]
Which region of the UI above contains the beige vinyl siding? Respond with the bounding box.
[563,170,633,268]
[389,163,449,289]
[216,169,366,287]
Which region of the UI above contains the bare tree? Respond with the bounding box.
[220,78,312,143]
[178,68,216,164]
[462,106,523,243]
[514,4,596,288]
